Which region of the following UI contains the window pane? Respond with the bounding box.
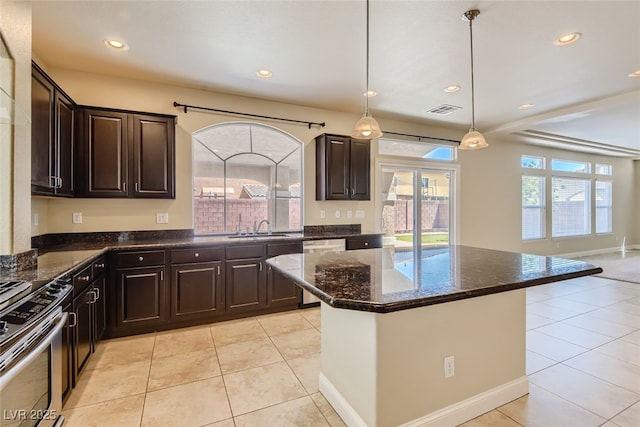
[552,177,591,237]
[522,176,545,240]
[193,123,302,235]
[378,139,454,161]
[521,155,545,169]
[596,180,612,233]
[595,164,612,175]
[551,159,590,173]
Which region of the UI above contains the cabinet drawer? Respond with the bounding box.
[267,241,303,257]
[346,236,382,250]
[171,247,223,264]
[116,250,166,268]
[92,256,107,277]
[73,265,93,295]
[226,244,265,260]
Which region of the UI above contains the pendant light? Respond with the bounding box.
[352,0,383,140]
[459,9,488,150]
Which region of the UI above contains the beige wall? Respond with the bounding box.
[24,61,638,255]
[0,1,31,255]
[636,160,640,246]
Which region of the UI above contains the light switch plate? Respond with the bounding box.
[347,210,353,219]
[320,210,326,219]
[335,210,341,219]
[355,210,365,219]
[72,212,83,224]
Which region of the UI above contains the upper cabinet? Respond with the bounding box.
[75,108,176,198]
[315,133,370,200]
[31,62,75,196]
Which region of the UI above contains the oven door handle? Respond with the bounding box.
[0,312,67,388]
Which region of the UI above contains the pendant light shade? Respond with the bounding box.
[459,9,488,151]
[352,0,382,140]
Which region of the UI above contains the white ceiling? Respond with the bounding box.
[30,1,640,157]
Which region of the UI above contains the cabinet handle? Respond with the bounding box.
[87,290,97,304]
[138,256,144,262]
[123,182,127,192]
[77,275,90,282]
[160,270,164,281]
[58,177,63,188]
[194,252,200,258]
[135,182,139,192]
[93,287,100,300]
[364,242,369,246]
[217,265,220,275]
[330,140,344,145]
[68,312,77,328]
[48,176,57,188]
[345,187,349,194]
[259,262,263,272]
[95,263,105,269]
[352,187,355,196]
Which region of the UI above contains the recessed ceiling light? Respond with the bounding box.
[629,69,640,78]
[519,103,535,110]
[104,39,127,50]
[364,90,377,97]
[256,69,272,78]
[444,85,461,93]
[555,32,581,46]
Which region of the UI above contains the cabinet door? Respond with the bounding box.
[31,67,54,195]
[349,139,370,200]
[325,136,350,199]
[267,242,302,309]
[79,110,129,197]
[73,286,93,378]
[225,258,266,313]
[54,91,75,196]
[92,275,107,343]
[131,114,175,198]
[171,261,223,321]
[116,266,166,327]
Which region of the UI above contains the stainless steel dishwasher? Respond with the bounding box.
[301,239,346,305]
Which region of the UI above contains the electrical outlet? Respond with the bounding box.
[335,210,341,219]
[320,210,326,219]
[347,210,353,219]
[156,213,169,224]
[355,210,365,219]
[444,355,455,378]
[33,213,39,226]
[72,212,83,224]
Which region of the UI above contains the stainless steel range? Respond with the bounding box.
[0,280,33,311]
[0,277,71,427]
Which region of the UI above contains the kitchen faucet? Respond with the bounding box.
[253,219,271,235]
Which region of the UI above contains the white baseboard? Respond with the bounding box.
[319,373,529,427]
[560,245,636,258]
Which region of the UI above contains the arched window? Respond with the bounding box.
[192,122,303,235]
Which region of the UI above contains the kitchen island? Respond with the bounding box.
[266,245,602,427]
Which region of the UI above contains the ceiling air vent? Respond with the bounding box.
[427,104,462,115]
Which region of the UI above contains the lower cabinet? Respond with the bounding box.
[115,265,166,327]
[72,275,93,380]
[267,242,303,309]
[170,247,225,321]
[225,257,266,314]
[61,295,73,403]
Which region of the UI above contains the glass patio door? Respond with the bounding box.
[379,165,453,281]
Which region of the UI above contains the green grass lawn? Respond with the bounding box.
[396,233,449,244]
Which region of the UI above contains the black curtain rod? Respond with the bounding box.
[173,101,325,129]
[381,130,461,146]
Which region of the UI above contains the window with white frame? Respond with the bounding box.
[520,156,612,240]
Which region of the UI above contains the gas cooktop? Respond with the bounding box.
[0,280,32,310]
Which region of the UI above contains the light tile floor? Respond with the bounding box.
[63,274,640,426]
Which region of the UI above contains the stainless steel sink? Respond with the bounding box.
[227,233,291,239]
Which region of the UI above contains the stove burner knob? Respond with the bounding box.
[0,320,7,335]
[49,283,64,290]
[47,287,61,296]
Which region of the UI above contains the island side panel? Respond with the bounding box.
[320,289,529,427]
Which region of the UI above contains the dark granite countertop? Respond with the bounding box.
[266,245,603,313]
[1,227,382,285]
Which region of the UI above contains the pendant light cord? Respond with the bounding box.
[468,16,476,131]
[365,0,370,116]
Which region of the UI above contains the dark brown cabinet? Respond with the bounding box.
[267,242,302,309]
[31,62,75,196]
[115,250,167,329]
[170,247,224,322]
[61,294,73,403]
[72,283,93,378]
[76,108,175,198]
[225,244,266,314]
[316,133,370,200]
